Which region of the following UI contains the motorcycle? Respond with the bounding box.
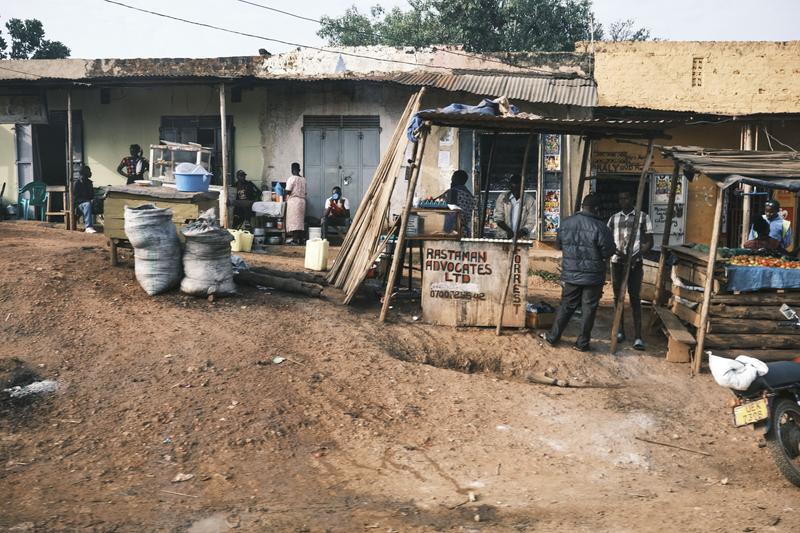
[711,304,800,487]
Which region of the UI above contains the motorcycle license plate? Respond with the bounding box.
[733,398,768,427]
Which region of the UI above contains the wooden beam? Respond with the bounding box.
[693,184,725,374]
[653,307,696,345]
[478,133,497,238]
[740,124,755,246]
[707,318,800,335]
[610,138,655,353]
[219,83,230,228]
[379,125,429,322]
[652,161,681,310]
[573,137,591,213]
[66,88,74,230]
[712,349,799,362]
[496,132,534,335]
[705,333,800,350]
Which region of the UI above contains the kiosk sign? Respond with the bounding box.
[422,240,529,327]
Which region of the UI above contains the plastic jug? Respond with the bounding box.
[239,230,254,252]
[304,238,329,271]
[229,229,243,252]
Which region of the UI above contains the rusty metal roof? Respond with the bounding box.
[415,111,672,138]
[390,72,596,107]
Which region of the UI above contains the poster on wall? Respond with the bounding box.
[542,189,561,239]
[544,134,561,172]
[652,173,685,204]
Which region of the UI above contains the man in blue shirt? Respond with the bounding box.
[749,199,791,249]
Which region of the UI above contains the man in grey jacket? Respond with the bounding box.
[542,194,615,352]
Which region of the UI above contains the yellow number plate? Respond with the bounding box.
[733,398,769,427]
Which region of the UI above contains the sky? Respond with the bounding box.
[1,0,798,59]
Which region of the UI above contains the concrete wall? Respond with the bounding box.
[586,41,800,115]
[0,125,15,205]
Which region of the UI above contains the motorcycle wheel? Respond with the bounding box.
[766,398,800,488]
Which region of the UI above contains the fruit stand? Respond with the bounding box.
[650,147,800,372]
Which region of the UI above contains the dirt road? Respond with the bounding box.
[0,222,797,532]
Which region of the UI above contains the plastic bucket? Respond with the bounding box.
[175,173,211,192]
[308,227,322,240]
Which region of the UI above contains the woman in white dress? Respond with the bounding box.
[285,162,307,244]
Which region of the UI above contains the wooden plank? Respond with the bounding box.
[654,307,697,345]
[709,291,800,306]
[671,300,701,328]
[106,186,218,202]
[705,334,800,349]
[666,337,691,363]
[675,263,723,291]
[711,349,799,362]
[694,186,725,374]
[708,305,784,319]
[707,318,800,335]
[671,285,704,304]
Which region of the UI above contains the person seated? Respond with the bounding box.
[494,174,537,239]
[439,170,474,237]
[321,186,351,238]
[74,165,97,234]
[744,216,782,251]
[232,170,261,226]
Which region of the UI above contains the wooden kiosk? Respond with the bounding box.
[327,89,669,331]
[649,147,800,373]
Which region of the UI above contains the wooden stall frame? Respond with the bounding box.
[610,139,655,353]
[648,161,682,333]
[379,124,430,322]
[573,137,592,213]
[66,88,74,231]
[496,132,535,335]
[219,83,230,228]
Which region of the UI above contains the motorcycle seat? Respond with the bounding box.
[747,361,800,393]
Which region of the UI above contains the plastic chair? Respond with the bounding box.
[17,181,48,221]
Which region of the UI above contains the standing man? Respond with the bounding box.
[321,186,350,237]
[494,174,537,239]
[608,191,654,350]
[117,144,149,185]
[749,199,792,250]
[73,165,97,234]
[542,194,615,352]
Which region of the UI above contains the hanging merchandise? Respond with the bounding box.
[124,204,182,295]
[544,134,561,172]
[542,189,561,240]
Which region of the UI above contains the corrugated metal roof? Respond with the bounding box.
[390,72,596,107]
[415,111,672,138]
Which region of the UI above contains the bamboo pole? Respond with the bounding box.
[610,139,655,353]
[219,83,230,228]
[66,88,74,230]
[693,184,726,374]
[379,125,429,322]
[651,161,681,310]
[478,133,498,238]
[573,137,592,213]
[495,132,535,335]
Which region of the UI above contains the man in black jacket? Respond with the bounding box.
[543,194,615,351]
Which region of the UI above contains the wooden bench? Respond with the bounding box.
[654,306,696,363]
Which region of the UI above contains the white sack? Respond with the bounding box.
[709,353,769,391]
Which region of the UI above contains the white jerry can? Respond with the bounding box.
[304,238,330,271]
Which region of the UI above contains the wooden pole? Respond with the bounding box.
[651,162,681,310]
[693,184,726,374]
[573,137,592,213]
[66,88,74,230]
[740,124,755,246]
[610,139,655,353]
[478,133,498,238]
[219,83,230,228]
[379,125,429,323]
[495,132,535,335]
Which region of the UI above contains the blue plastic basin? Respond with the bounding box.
[175,173,211,192]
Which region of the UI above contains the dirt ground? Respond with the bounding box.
[1,221,799,532]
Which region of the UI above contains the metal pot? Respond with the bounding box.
[267,236,283,245]
[253,227,266,236]
[264,221,276,228]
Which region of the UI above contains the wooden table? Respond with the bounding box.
[104,185,219,265]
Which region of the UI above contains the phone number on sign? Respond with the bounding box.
[429,290,486,301]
